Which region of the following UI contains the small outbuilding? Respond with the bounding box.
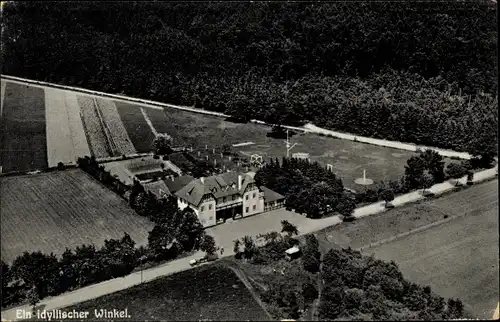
[285,246,301,261]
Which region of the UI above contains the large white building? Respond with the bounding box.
[145,171,285,227]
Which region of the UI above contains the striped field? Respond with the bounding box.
[0,169,154,264]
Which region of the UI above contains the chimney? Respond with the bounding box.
[200,177,205,184]
[238,175,243,191]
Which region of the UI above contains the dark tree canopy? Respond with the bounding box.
[319,248,465,320]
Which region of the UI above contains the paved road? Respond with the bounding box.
[2,166,496,321]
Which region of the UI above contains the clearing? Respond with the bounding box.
[363,180,498,319]
[65,264,271,321]
[0,169,153,263]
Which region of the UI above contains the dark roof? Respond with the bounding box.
[164,175,194,194]
[260,186,285,203]
[175,172,254,206]
[144,180,171,198]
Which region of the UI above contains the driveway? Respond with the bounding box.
[207,208,329,252]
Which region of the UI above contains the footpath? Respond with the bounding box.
[1,166,496,321]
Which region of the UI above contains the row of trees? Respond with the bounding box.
[2,2,497,159]
[2,233,137,308]
[319,248,465,320]
[255,157,355,219]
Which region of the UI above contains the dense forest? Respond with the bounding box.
[1,1,497,157]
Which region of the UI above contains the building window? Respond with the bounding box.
[201,206,205,212]
[209,204,212,210]
[245,207,249,213]
[209,216,213,221]
[232,195,236,201]
[223,197,227,202]
[252,192,256,198]
[245,195,249,200]
[252,205,256,210]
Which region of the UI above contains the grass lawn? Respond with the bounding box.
[159,106,461,191]
[365,180,498,319]
[115,101,155,153]
[1,82,47,172]
[0,169,153,263]
[316,180,498,319]
[66,264,271,321]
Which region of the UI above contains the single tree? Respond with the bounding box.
[379,188,395,207]
[281,220,299,236]
[153,134,173,155]
[446,163,467,186]
[200,235,217,255]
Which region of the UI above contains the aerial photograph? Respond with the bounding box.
[0,1,498,321]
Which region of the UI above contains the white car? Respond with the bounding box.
[189,259,198,266]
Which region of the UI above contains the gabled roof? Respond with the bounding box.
[260,186,285,203]
[175,172,255,206]
[164,175,194,194]
[144,180,171,198]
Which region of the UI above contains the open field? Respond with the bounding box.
[1,82,47,173]
[95,98,136,156]
[45,88,81,166]
[0,169,153,263]
[66,264,270,321]
[115,102,155,153]
[77,95,111,158]
[316,180,498,319]
[154,106,434,190]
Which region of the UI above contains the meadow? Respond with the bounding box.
[66,264,271,321]
[157,106,419,190]
[364,180,498,320]
[315,180,498,319]
[0,169,154,263]
[115,101,155,153]
[1,81,47,173]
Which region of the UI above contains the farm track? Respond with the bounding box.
[223,259,273,321]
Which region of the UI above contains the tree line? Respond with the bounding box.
[319,248,465,320]
[254,157,356,219]
[1,1,497,159]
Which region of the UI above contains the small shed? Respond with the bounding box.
[285,246,301,261]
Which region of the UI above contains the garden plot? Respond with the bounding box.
[77,95,111,158]
[95,98,136,156]
[45,87,76,166]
